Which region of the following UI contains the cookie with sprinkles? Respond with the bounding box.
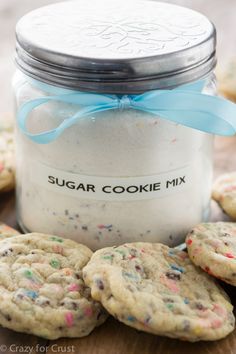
[0,124,15,193]
[0,222,20,239]
[212,172,236,220]
[186,222,236,286]
[83,242,234,342]
[0,233,107,339]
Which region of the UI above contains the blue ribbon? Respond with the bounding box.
[17,78,236,144]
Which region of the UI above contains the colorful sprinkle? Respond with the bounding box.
[123,272,139,280]
[186,239,192,246]
[98,224,105,229]
[166,303,174,310]
[160,275,180,293]
[65,312,74,327]
[128,255,136,260]
[96,279,104,290]
[63,268,73,276]
[127,315,136,322]
[50,259,60,269]
[114,249,126,256]
[213,304,226,317]
[225,253,235,259]
[144,316,151,325]
[24,270,42,287]
[102,255,113,261]
[193,326,203,335]
[170,265,184,273]
[68,283,80,292]
[168,250,176,257]
[204,266,214,276]
[24,290,38,300]
[97,224,112,230]
[211,318,223,329]
[184,298,190,304]
[24,270,33,279]
[225,185,236,192]
[52,245,64,255]
[50,236,64,243]
[0,162,4,173]
[84,307,93,317]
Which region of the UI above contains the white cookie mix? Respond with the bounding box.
[14,76,215,250]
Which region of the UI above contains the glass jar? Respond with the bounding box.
[13,0,217,250]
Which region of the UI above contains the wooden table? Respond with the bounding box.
[0,136,236,354]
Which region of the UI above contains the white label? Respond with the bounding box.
[29,161,192,201]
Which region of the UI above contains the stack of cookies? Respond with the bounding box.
[0,222,235,342]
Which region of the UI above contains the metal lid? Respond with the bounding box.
[15,0,216,93]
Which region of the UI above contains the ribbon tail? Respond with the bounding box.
[17,97,116,144]
[134,92,236,136]
[138,109,236,136]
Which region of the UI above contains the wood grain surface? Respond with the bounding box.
[0,136,236,354]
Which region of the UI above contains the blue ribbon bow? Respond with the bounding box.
[17,79,236,144]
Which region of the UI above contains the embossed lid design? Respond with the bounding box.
[15,0,216,93]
